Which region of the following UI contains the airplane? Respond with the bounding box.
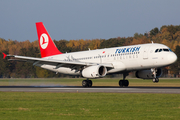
[3,22,177,87]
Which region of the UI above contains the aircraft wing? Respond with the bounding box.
[6,54,114,69]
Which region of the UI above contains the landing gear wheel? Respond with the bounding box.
[156,78,159,83]
[119,80,123,87]
[82,80,88,87]
[82,80,93,87]
[87,80,92,87]
[153,78,159,83]
[119,80,129,87]
[124,80,129,87]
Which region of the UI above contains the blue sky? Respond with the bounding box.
[0,0,180,42]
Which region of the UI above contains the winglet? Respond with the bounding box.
[2,53,7,59]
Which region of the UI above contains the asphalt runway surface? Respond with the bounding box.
[0,86,180,93]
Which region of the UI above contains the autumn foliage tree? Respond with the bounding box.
[0,24,180,78]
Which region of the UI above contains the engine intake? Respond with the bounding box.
[82,65,107,78]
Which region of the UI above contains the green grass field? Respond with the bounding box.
[0,78,180,120]
[0,92,180,120]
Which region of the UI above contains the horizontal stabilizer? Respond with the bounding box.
[2,53,7,59]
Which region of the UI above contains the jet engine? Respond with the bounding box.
[135,68,162,79]
[81,65,107,78]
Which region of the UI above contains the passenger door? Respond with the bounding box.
[143,47,149,59]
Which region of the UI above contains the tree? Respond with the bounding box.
[99,37,125,49]
[170,45,180,77]
[150,27,159,36]
[1,24,180,78]
[35,66,49,78]
[134,33,143,39]
[54,40,70,53]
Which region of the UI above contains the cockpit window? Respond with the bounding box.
[159,49,162,52]
[163,49,169,52]
[155,48,171,53]
[155,49,159,52]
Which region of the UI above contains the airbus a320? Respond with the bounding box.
[3,22,177,87]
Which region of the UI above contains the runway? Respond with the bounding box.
[0,86,180,93]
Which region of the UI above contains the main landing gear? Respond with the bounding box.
[119,73,129,87]
[82,73,130,87]
[82,79,92,87]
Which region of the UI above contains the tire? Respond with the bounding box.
[153,78,159,83]
[124,80,129,87]
[155,78,159,83]
[119,80,123,87]
[82,80,88,87]
[88,80,92,87]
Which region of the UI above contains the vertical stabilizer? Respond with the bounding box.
[36,22,62,58]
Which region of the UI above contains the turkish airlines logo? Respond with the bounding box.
[40,33,49,49]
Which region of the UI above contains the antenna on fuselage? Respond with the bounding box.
[151,41,154,44]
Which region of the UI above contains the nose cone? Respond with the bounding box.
[168,53,177,64]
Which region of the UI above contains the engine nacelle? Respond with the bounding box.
[82,65,107,78]
[135,68,162,79]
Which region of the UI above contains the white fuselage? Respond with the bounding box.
[39,43,177,75]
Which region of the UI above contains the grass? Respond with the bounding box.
[0,78,180,119]
[0,78,180,87]
[0,92,180,120]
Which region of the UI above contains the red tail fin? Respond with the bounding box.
[36,22,62,58]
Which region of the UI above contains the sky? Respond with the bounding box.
[0,0,180,42]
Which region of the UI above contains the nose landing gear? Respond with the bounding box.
[151,68,159,83]
[153,78,159,83]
